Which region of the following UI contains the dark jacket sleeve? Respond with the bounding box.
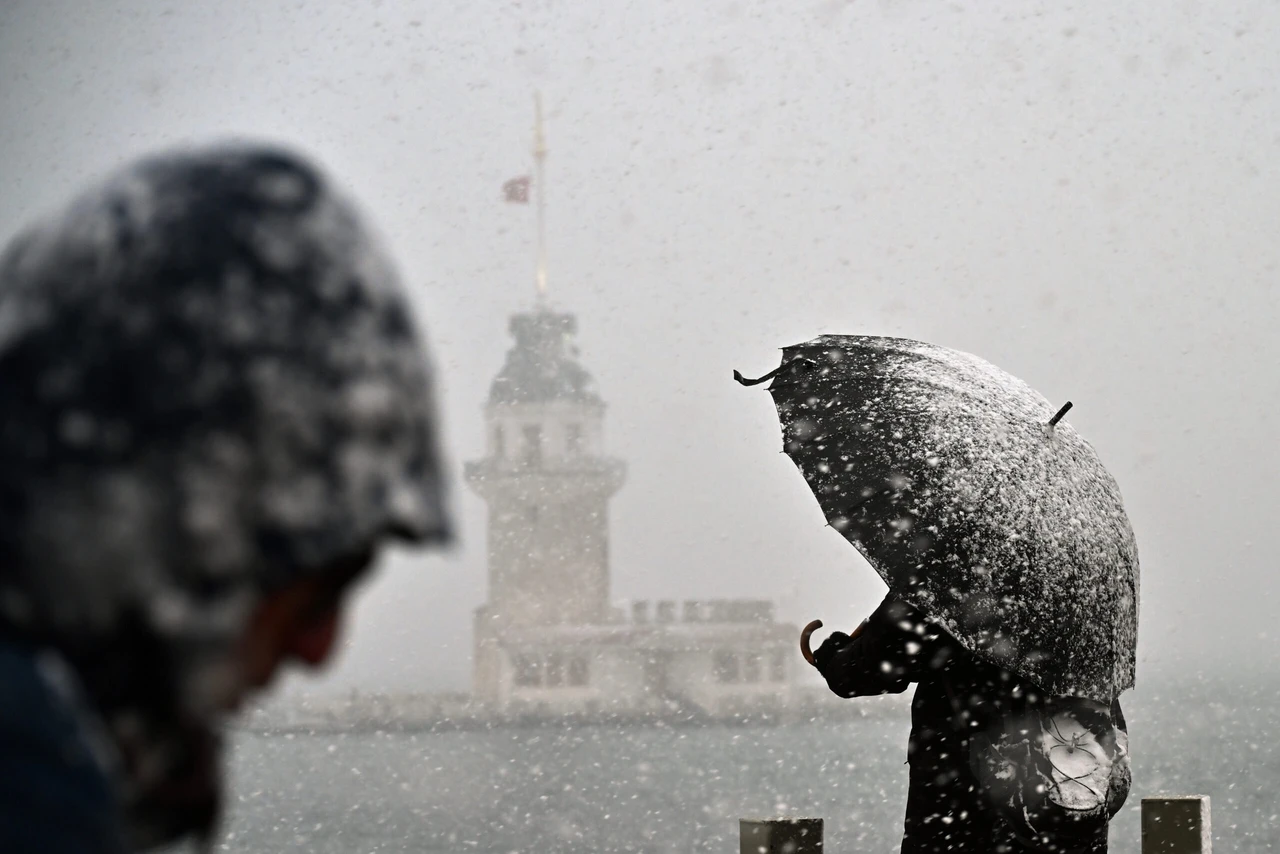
[0,646,128,854]
[812,595,951,698]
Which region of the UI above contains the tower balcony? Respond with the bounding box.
[464,455,626,501]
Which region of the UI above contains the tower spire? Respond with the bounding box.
[534,92,548,303]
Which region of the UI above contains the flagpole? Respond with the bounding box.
[533,92,548,303]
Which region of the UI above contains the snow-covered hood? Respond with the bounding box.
[0,141,449,844]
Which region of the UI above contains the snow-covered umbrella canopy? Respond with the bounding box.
[739,335,1139,702]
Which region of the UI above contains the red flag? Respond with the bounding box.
[503,176,531,203]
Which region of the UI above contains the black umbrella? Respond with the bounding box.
[738,335,1138,702]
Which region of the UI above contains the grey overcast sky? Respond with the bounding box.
[1,0,1276,694]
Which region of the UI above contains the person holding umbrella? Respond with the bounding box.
[0,143,449,851]
[738,336,1137,854]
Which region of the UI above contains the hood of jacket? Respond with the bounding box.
[0,140,449,846]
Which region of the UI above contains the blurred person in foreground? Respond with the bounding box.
[0,143,449,852]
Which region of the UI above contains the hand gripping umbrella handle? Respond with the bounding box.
[800,619,869,668]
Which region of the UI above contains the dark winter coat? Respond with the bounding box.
[814,595,1122,854]
[0,642,127,853]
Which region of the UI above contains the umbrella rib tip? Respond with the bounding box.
[734,365,782,387]
[1048,401,1074,428]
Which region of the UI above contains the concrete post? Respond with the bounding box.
[1142,796,1211,853]
[739,818,823,854]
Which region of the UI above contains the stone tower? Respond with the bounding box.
[466,305,625,702]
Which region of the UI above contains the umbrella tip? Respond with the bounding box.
[734,366,782,387]
[1048,401,1074,428]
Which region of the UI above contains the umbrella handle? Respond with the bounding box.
[800,618,869,668]
[800,620,824,666]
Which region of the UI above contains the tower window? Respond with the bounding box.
[514,656,540,687]
[568,656,589,687]
[566,423,583,455]
[743,652,762,684]
[770,649,787,682]
[713,651,739,684]
[545,652,564,687]
[522,424,542,465]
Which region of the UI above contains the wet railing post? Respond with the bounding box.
[739,818,823,854]
[1142,796,1211,853]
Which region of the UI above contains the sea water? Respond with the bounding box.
[217,676,1279,853]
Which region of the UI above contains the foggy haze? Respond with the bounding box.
[1,0,1275,696]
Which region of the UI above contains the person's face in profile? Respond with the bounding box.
[226,551,374,710]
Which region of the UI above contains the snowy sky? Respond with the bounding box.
[2,0,1276,695]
